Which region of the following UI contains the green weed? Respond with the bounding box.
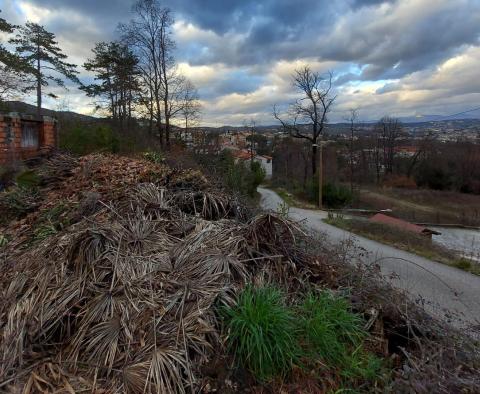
[222,286,385,388]
[222,286,301,381]
[298,291,383,383]
[143,151,165,164]
[15,170,41,189]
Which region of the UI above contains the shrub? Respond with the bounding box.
[306,179,353,208]
[454,258,472,270]
[0,186,40,218]
[222,286,301,381]
[211,151,266,197]
[60,124,119,155]
[15,170,41,188]
[143,151,164,164]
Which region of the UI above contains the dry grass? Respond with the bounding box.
[359,187,480,226]
[325,215,480,275]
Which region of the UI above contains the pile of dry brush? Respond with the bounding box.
[0,152,479,393]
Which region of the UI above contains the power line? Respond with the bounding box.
[437,106,480,120]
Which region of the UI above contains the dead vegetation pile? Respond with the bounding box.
[0,152,479,393]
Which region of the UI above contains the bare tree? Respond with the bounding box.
[244,119,257,164]
[345,109,359,192]
[274,65,336,176]
[120,0,174,147]
[180,80,201,137]
[375,116,403,175]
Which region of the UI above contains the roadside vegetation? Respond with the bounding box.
[269,179,354,209]
[358,187,480,227]
[197,150,266,198]
[325,214,480,275]
[222,286,385,388]
[1,152,479,392]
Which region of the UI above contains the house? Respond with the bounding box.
[230,149,273,179]
[0,113,57,165]
[370,213,440,237]
[394,146,418,157]
[256,155,272,179]
[231,149,252,161]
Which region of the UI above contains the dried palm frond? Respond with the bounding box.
[245,213,303,256]
[70,317,123,374]
[173,190,240,220]
[124,347,189,394]
[19,362,89,394]
[67,227,119,273]
[133,183,169,209]
[37,152,78,184]
[122,212,178,254]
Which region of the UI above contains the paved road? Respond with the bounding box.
[259,187,480,330]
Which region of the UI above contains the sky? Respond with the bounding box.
[1,0,480,126]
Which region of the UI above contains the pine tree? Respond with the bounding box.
[0,11,33,101]
[0,13,14,65]
[11,22,79,115]
[82,41,140,131]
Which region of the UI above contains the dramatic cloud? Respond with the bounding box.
[1,0,480,124]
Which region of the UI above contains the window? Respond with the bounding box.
[5,124,13,144]
[21,123,39,148]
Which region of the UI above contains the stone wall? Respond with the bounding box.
[0,114,57,165]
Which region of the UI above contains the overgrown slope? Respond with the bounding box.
[0,153,478,393]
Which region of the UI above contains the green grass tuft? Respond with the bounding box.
[222,286,301,381]
[298,291,383,383]
[222,287,386,388]
[15,170,40,189]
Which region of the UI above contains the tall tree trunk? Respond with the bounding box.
[36,44,41,116]
[312,142,317,176]
[155,94,163,148]
[163,90,170,149]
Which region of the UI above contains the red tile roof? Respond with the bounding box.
[370,213,439,235]
[231,149,251,160]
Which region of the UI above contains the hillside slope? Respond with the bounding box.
[0,153,478,393]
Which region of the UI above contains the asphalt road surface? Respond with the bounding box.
[258,187,480,331]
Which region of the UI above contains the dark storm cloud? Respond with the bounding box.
[21,0,480,82]
[3,0,480,124]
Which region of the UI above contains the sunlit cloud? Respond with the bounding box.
[1,0,480,125]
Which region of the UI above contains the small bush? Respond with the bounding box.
[210,151,266,197]
[454,258,472,270]
[0,186,40,218]
[306,180,353,208]
[222,286,301,381]
[143,151,165,164]
[33,203,70,242]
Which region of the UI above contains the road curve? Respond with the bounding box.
[258,186,480,330]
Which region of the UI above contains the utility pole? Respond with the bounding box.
[314,142,323,209]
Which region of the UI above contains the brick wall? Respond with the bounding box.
[0,114,57,166]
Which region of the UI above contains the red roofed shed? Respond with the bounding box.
[370,213,440,237]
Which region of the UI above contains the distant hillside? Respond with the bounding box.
[1,101,96,122]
